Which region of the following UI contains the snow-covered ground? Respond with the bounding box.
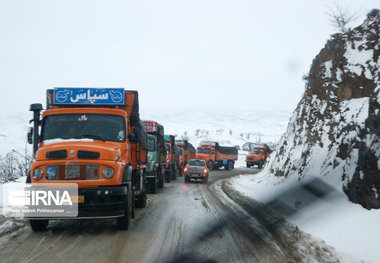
[228,171,380,263]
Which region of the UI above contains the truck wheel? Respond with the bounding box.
[207,160,213,170]
[30,220,49,232]
[185,176,190,183]
[258,160,264,169]
[135,191,146,208]
[224,161,231,171]
[246,163,251,168]
[150,178,157,194]
[159,175,164,188]
[135,178,147,208]
[172,169,177,181]
[117,196,131,230]
[165,170,171,183]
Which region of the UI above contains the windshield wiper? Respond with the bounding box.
[80,134,106,142]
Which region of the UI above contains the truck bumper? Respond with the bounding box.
[26,186,128,219]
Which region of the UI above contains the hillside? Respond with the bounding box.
[265,10,380,209]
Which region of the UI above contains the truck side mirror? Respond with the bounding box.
[128,133,139,143]
[133,127,140,139]
[27,127,33,144]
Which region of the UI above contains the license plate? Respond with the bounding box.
[191,173,200,176]
[65,165,80,179]
[71,196,85,203]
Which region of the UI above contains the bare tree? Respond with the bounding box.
[326,4,359,32]
[0,149,32,183]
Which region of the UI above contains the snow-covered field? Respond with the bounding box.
[228,171,380,263]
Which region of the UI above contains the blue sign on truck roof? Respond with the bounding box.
[53,88,125,105]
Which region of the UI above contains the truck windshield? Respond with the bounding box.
[197,148,211,154]
[250,149,263,154]
[41,114,126,142]
[147,138,156,152]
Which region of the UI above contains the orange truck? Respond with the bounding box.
[196,141,238,170]
[245,143,272,169]
[26,88,148,231]
[175,140,196,174]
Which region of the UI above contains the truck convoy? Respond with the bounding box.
[175,140,196,176]
[196,141,238,170]
[27,88,148,231]
[24,87,248,232]
[142,120,166,193]
[245,143,272,169]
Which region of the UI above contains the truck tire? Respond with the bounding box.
[148,167,158,194]
[207,160,213,170]
[117,187,132,230]
[30,220,49,232]
[165,170,171,183]
[224,161,231,171]
[149,178,157,194]
[185,176,190,183]
[258,160,264,169]
[159,174,164,188]
[171,163,177,181]
[117,205,131,230]
[135,188,147,208]
[135,172,147,208]
[246,163,251,168]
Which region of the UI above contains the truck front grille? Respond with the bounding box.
[45,164,100,180]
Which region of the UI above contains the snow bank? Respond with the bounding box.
[229,172,380,263]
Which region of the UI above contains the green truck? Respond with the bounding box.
[143,121,166,193]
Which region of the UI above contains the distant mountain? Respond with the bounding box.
[0,108,291,157]
[142,107,291,148]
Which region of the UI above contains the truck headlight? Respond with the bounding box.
[33,168,44,180]
[102,168,114,179]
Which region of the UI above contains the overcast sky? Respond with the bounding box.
[0,0,378,116]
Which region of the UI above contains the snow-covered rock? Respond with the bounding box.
[266,10,380,209]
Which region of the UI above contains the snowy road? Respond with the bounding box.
[0,168,339,263]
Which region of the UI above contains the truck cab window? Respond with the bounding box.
[197,148,211,154]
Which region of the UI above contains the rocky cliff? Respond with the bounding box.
[266,10,380,209]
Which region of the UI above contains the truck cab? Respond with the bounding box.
[27,88,148,231]
[245,144,271,169]
[164,135,178,182]
[143,120,166,193]
[196,147,215,169]
[176,139,197,170]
